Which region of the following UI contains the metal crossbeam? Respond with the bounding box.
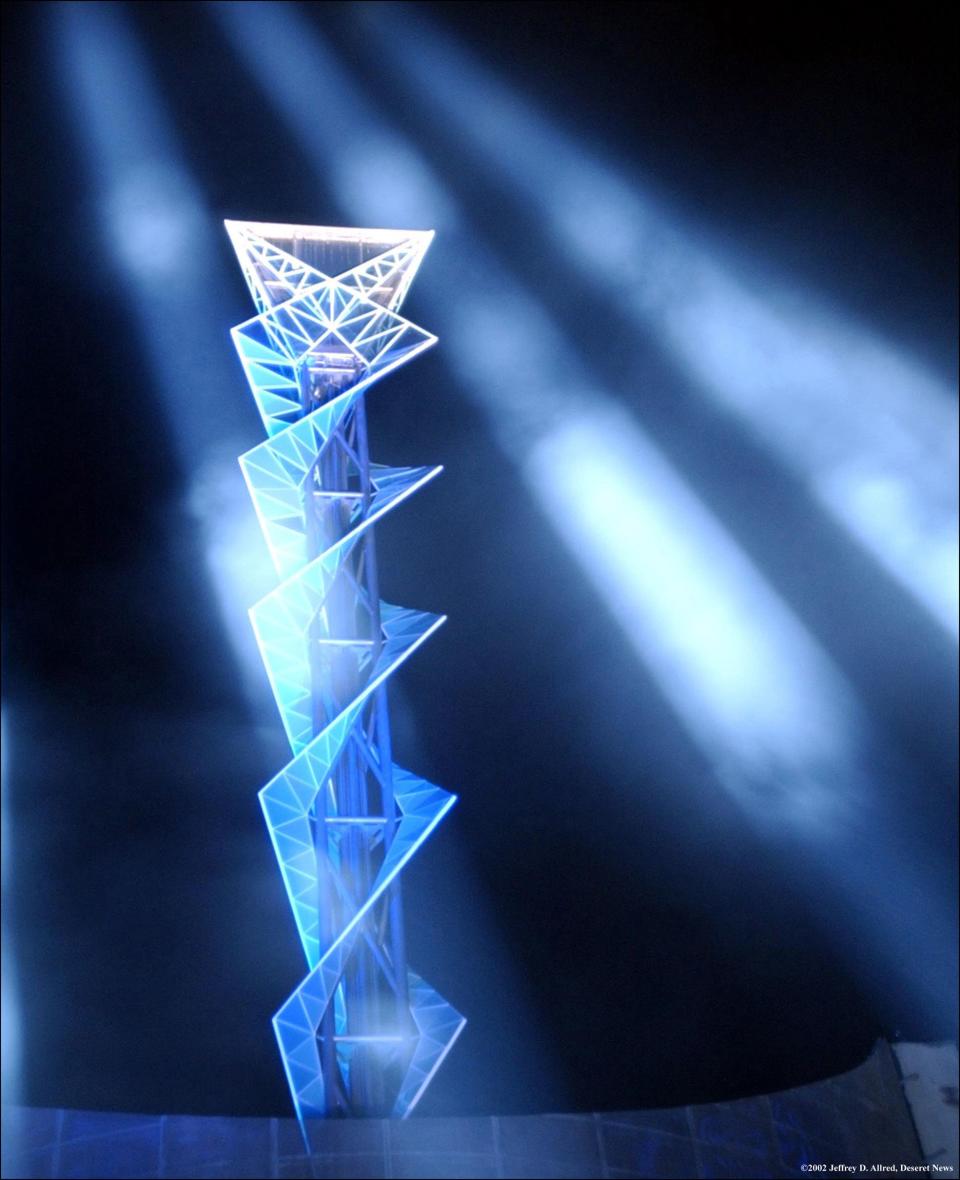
[226,220,464,1133]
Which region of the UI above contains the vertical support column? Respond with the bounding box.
[228,221,463,1128]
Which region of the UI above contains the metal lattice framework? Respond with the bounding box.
[226,221,464,1129]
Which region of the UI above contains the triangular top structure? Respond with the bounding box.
[224,220,434,315]
[226,219,461,1134]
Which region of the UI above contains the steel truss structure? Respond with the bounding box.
[226,221,463,1130]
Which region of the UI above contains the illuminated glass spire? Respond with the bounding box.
[226,220,463,1133]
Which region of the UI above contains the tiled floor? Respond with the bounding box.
[1,1041,926,1179]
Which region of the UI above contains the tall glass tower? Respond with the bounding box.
[226,222,463,1132]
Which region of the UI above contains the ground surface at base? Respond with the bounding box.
[1,1041,927,1179]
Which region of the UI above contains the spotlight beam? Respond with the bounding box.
[212,0,863,827]
[358,2,959,642]
[210,0,957,1027]
[52,0,276,704]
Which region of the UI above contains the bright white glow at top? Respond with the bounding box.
[225,219,434,248]
[360,3,959,640]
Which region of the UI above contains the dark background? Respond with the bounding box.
[2,1,957,1119]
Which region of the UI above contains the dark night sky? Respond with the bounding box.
[2,1,957,1119]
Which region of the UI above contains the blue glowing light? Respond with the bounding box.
[227,220,463,1128]
[211,3,868,836]
[212,0,957,1037]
